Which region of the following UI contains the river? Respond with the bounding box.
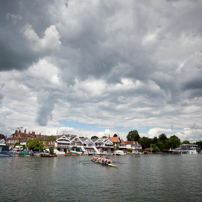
[0,154,202,202]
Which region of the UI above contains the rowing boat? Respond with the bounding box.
[91,156,117,168]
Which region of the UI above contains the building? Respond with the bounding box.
[120,140,142,153]
[6,129,42,148]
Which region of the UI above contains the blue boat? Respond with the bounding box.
[0,151,16,157]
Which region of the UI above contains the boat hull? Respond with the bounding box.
[40,154,57,157]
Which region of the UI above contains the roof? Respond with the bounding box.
[120,140,139,146]
[109,137,119,143]
[120,139,126,145]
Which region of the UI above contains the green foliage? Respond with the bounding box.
[140,137,152,149]
[181,140,190,144]
[127,130,140,142]
[0,134,6,138]
[27,139,44,151]
[159,134,168,143]
[165,135,181,149]
[91,136,98,139]
[140,134,181,151]
[113,134,118,137]
[151,144,160,152]
[195,141,202,150]
[102,136,107,139]
[157,141,165,151]
[152,137,158,144]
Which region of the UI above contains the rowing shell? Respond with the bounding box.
[108,163,118,168]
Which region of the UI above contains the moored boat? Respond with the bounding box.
[0,151,16,157]
[16,152,31,156]
[40,153,57,157]
[65,151,83,156]
[91,156,117,168]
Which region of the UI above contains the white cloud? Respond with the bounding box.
[0,0,202,141]
[23,24,61,52]
[148,128,174,138]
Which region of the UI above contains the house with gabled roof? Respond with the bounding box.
[55,135,72,153]
[81,138,98,154]
[108,136,121,147]
[120,139,142,153]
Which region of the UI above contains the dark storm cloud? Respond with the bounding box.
[0,0,56,71]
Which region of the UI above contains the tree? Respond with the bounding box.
[165,135,180,149]
[27,139,44,151]
[0,134,6,139]
[157,141,165,151]
[152,137,158,145]
[151,144,160,152]
[91,136,98,139]
[127,130,140,142]
[181,140,190,144]
[140,137,152,149]
[195,141,202,150]
[113,134,118,137]
[159,134,168,143]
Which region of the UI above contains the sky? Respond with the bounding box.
[0,0,202,142]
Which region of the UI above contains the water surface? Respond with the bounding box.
[0,154,202,202]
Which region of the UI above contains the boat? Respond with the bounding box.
[40,153,57,157]
[113,150,125,155]
[65,151,83,156]
[0,151,16,157]
[16,152,32,156]
[91,156,117,168]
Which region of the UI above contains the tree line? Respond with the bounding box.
[127,130,202,152]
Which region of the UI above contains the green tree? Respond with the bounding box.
[91,136,98,139]
[165,135,180,149]
[127,130,140,142]
[195,141,202,150]
[157,141,165,151]
[159,134,168,143]
[0,134,6,139]
[151,144,160,152]
[140,137,152,149]
[152,137,158,145]
[181,140,190,144]
[27,139,44,151]
[113,134,118,137]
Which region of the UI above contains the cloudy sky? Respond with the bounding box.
[0,0,202,141]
